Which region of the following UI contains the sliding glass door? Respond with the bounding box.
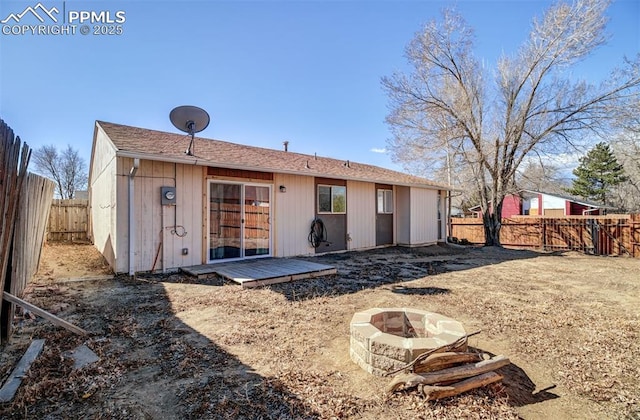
[243,185,271,257]
[208,181,271,262]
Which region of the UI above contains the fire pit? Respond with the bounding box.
[350,308,467,376]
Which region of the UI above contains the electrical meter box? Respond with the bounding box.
[161,186,176,205]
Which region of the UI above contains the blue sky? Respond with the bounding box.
[1,0,638,177]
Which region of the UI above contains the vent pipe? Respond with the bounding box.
[283,141,289,152]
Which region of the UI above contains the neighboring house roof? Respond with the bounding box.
[95,121,449,190]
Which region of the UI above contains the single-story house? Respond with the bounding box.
[88,121,450,275]
[470,190,608,218]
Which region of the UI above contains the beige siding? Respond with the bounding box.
[116,158,203,273]
[346,180,376,250]
[165,164,203,269]
[396,186,411,245]
[273,173,315,257]
[89,125,117,183]
[409,187,439,245]
[89,127,118,271]
[101,153,443,270]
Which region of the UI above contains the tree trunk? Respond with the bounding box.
[483,211,502,246]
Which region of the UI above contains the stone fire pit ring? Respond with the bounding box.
[350,308,467,376]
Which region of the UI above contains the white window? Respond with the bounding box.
[318,185,346,214]
[377,189,393,214]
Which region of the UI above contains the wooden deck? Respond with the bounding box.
[181,258,337,288]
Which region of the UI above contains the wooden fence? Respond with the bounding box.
[6,174,56,339]
[11,174,56,295]
[47,199,89,241]
[209,203,270,240]
[1,119,62,343]
[451,214,640,257]
[1,120,31,343]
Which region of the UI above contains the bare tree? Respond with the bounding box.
[611,138,640,211]
[382,0,640,245]
[32,145,88,199]
[516,160,570,195]
[610,101,640,211]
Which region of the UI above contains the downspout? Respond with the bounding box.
[447,191,452,241]
[128,158,140,276]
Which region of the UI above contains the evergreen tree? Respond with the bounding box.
[568,142,627,205]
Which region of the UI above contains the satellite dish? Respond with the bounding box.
[169,105,210,156]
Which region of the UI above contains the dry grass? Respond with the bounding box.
[0,245,638,419]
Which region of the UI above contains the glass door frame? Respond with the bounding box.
[206,180,273,263]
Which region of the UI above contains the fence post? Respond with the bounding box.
[629,214,640,257]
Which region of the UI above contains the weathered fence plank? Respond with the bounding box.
[0,119,31,343]
[0,339,45,403]
[450,215,639,257]
[630,214,640,258]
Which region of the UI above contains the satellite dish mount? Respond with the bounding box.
[169,105,210,156]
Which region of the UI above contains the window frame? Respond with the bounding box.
[317,184,347,214]
[377,189,393,214]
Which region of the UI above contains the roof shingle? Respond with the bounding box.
[96,121,449,190]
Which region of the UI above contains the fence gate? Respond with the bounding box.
[540,217,630,256]
[47,199,89,241]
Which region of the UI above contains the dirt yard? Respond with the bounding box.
[31,242,112,282]
[1,243,638,419]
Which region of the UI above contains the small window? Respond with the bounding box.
[377,189,393,214]
[318,185,346,214]
[318,186,332,212]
